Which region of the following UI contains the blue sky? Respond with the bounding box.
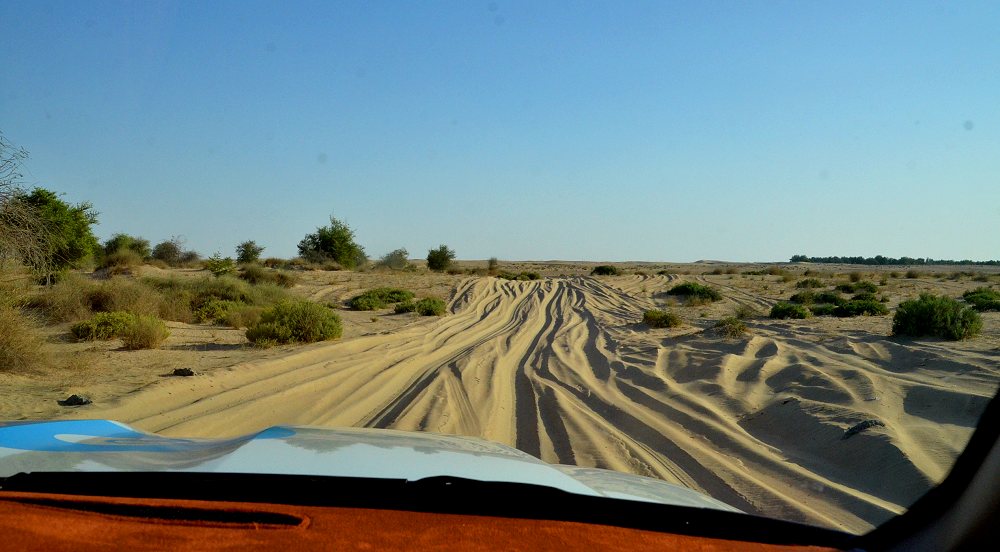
[2,1,998,262]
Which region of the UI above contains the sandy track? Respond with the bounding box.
[80,276,1000,533]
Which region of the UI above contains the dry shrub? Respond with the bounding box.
[88,278,163,317]
[26,273,95,322]
[0,302,48,372]
[223,305,265,329]
[122,315,169,349]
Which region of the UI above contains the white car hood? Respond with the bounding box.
[0,420,738,513]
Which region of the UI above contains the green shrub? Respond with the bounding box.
[497,270,540,281]
[236,240,265,265]
[770,302,811,319]
[348,288,415,310]
[808,303,839,316]
[642,309,681,328]
[835,281,878,294]
[122,315,169,349]
[394,301,416,314]
[796,278,824,289]
[246,301,343,345]
[298,216,367,269]
[834,299,889,317]
[103,234,151,259]
[99,248,144,271]
[851,291,878,302]
[194,298,241,323]
[789,291,816,304]
[714,316,747,338]
[70,311,136,340]
[426,244,456,272]
[376,248,410,270]
[414,297,446,316]
[962,287,1000,312]
[667,282,722,302]
[204,253,237,276]
[893,294,981,340]
[815,291,847,305]
[151,237,184,266]
[591,265,621,276]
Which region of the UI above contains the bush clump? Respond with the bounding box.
[348,288,415,311]
[713,316,747,338]
[962,288,1000,312]
[122,315,170,349]
[70,311,137,340]
[426,245,456,272]
[642,309,681,328]
[0,302,47,372]
[835,281,879,294]
[246,302,343,346]
[394,301,416,314]
[795,278,825,289]
[414,297,447,316]
[892,294,982,340]
[834,299,889,317]
[591,265,621,276]
[770,302,811,319]
[667,282,722,302]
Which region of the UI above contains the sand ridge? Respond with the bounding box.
[71,274,1000,533]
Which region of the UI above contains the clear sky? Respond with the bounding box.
[2,1,998,262]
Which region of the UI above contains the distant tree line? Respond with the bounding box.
[790,254,1000,266]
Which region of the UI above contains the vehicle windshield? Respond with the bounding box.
[2,0,998,537]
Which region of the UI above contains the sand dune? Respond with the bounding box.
[76,275,1000,533]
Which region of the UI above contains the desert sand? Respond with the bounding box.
[4,264,999,534]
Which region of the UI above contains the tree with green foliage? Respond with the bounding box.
[377,248,410,270]
[103,233,151,259]
[236,240,265,264]
[18,187,99,281]
[426,244,455,272]
[152,237,184,265]
[297,216,367,270]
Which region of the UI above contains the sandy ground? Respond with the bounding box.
[3,262,999,534]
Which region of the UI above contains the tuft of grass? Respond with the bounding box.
[642,309,681,328]
[770,302,811,319]
[414,297,446,316]
[713,316,747,338]
[70,311,136,340]
[348,288,415,311]
[795,278,825,289]
[246,301,343,345]
[591,265,621,276]
[122,315,169,349]
[905,270,923,279]
[667,282,722,302]
[962,287,1000,312]
[892,294,981,340]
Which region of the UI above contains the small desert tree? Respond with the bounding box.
[426,244,455,272]
[297,216,367,270]
[103,233,151,259]
[377,248,410,270]
[152,237,184,266]
[18,187,99,281]
[0,133,46,269]
[236,240,265,264]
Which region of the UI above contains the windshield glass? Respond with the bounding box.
[2,0,998,536]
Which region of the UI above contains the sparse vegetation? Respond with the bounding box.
[892,294,982,340]
[962,287,1000,312]
[487,257,499,275]
[70,311,137,340]
[667,282,722,302]
[246,301,343,346]
[795,278,824,289]
[426,244,456,272]
[204,253,237,276]
[734,305,759,320]
[642,309,681,328]
[770,302,811,319]
[349,288,415,310]
[835,281,878,294]
[834,299,889,317]
[497,270,540,281]
[238,265,298,288]
[591,265,621,276]
[394,301,416,314]
[0,302,47,372]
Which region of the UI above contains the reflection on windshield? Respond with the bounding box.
[2,0,999,537]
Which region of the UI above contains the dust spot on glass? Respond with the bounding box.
[963,120,974,131]
[487,2,499,12]
[265,42,277,53]
[85,19,96,29]
[317,153,328,164]
[450,119,459,126]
